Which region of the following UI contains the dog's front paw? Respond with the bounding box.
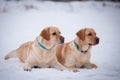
[72,68,79,72]
[84,63,98,69]
[23,65,32,71]
[92,64,97,69]
[68,67,79,72]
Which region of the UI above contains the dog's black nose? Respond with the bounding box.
[60,36,64,44]
[96,37,99,44]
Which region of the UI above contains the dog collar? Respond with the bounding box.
[36,37,50,50]
[74,41,88,54]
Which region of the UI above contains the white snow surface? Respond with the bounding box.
[0,1,120,80]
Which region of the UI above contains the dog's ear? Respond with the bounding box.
[76,28,86,41]
[40,28,50,41]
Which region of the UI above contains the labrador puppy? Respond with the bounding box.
[55,28,99,72]
[4,26,66,71]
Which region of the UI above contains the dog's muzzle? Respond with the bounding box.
[90,37,99,46]
[60,36,64,43]
[95,37,99,45]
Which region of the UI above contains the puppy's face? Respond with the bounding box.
[76,28,99,45]
[40,26,64,44]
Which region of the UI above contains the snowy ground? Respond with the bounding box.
[0,0,120,80]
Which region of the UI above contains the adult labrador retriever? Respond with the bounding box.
[55,28,99,72]
[4,26,66,71]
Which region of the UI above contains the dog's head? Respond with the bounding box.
[76,28,99,46]
[40,26,64,44]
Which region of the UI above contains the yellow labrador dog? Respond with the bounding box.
[55,28,99,72]
[4,26,66,71]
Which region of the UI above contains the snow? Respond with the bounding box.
[0,0,120,80]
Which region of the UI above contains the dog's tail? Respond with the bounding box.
[4,50,17,60]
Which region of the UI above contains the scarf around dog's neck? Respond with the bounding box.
[36,37,50,50]
[74,41,88,54]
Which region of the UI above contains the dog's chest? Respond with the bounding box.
[33,50,55,67]
[41,52,55,65]
[74,52,90,67]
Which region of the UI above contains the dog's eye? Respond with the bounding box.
[52,32,56,35]
[88,33,92,36]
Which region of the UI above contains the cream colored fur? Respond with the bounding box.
[55,28,99,72]
[4,26,67,71]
